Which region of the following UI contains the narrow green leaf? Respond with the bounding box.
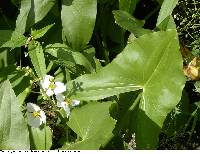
[61,101,116,150]
[15,0,32,34]
[119,0,139,14]
[157,15,176,30]
[15,0,56,34]
[156,0,178,28]
[61,0,97,51]
[31,23,55,39]
[113,10,152,37]
[68,30,186,148]
[0,80,30,149]
[29,42,46,78]
[29,126,52,150]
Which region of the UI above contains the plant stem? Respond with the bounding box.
[183,108,198,133]
[128,93,142,111]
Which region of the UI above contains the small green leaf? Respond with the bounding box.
[0,30,27,49]
[45,43,94,73]
[0,80,30,149]
[156,0,178,28]
[29,126,52,150]
[113,10,152,37]
[29,42,46,78]
[61,0,97,51]
[61,101,116,150]
[31,23,55,39]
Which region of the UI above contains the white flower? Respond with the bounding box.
[40,75,66,96]
[26,103,46,128]
[56,94,80,118]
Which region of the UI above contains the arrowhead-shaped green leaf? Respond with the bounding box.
[61,101,116,150]
[61,0,97,51]
[0,80,30,149]
[68,30,186,148]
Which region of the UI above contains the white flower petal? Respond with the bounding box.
[26,103,46,128]
[40,110,46,124]
[40,75,54,89]
[63,105,71,118]
[56,94,66,107]
[46,89,54,96]
[26,103,40,112]
[27,113,41,128]
[71,100,80,107]
[56,94,65,103]
[54,82,66,95]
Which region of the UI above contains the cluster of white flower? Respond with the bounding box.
[26,75,80,128]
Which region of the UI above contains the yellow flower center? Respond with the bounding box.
[32,111,40,118]
[49,82,56,90]
[65,98,72,105]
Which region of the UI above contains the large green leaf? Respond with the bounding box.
[28,42,46,78]
[61,101,116,149]
[29,126,52,150]
[0,80,30,149]
[15,0,56,34]
[156,0,178,28]
[68,30,186,148]
[113,10,152,37]
[61,0,97,51]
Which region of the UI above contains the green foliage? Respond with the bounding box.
[29,126,52,150]
[28,42,46,78]
[0,0,195,150]
[61,101,116,149]
[15,0,56,34]
[0,80,30,149]
[0,30,26,49]
[45,43,95,73]
[31,23,55,40]
[113,10,152,37]
[61,0,97,51]
[67,30,186,148]
[119,0,139,14]
[156,0,178,30]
